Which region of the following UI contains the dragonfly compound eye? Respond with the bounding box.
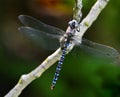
[68,20,78,29]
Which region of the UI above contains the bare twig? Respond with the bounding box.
[73,0,83,22]
[4,0,109,97]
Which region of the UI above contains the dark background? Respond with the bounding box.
[0,0,120,97]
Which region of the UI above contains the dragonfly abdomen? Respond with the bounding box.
[51,42,69,90]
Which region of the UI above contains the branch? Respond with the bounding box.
[80,0,109,37]
[73,0,83,22]
[4,0,109,97]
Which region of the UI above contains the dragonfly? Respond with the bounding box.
[18,15,120,90]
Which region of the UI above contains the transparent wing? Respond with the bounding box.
[18,15,65,35]
[18,26,60,50]
[79,38,120,59]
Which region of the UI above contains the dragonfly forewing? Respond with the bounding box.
[79,38,120,59]
[18,15,65,35]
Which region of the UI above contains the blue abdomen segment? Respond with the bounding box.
[51,42,69,90]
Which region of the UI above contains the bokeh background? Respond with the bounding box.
[0,0,120,97]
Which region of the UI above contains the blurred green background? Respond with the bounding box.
[0,0,120,97]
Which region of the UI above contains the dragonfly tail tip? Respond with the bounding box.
[50,85,55,90]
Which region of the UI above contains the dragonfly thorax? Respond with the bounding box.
[60,29,75,49]
[60,20,79,50]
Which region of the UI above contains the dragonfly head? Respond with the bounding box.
[68,20,78,29]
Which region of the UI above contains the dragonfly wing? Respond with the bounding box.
[18,26,60,50]
[18,15,65,35]
[79,38,120,59]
